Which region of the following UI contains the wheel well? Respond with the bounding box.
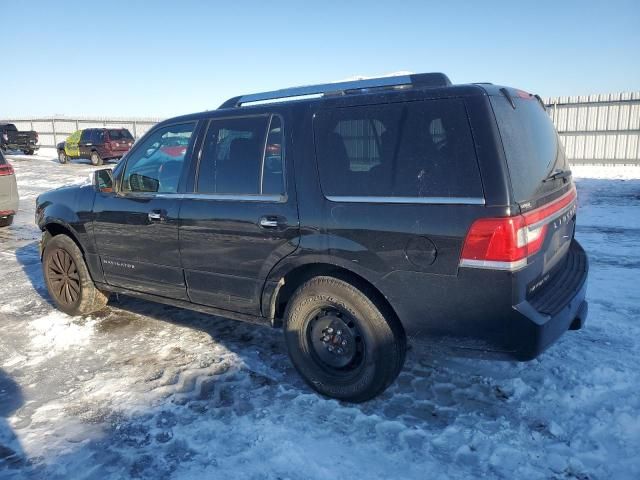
[271,263,404,336]
[42,223,84,257]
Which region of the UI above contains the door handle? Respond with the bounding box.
[259,216,286,229]
[148,210,165,222]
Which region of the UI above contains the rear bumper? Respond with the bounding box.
[381,239,588,360]
[99,150,127,160]
[509,239,588,360]
[2,143,39,151]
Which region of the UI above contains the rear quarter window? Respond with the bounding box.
[314,99,483,199]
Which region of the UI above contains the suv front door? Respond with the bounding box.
[92,121,199,299]
[179,113,299,315]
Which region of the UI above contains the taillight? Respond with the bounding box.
[460,188,577,271]
[0,163,15,176]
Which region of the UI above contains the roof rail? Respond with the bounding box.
[219,72,452,109]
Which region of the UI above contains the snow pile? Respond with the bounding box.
[29,313,96,352]
[571,164,640,179]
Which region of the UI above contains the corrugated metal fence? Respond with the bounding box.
[0,117,162,149]
[3,91,640,164]
[545,92,640,165]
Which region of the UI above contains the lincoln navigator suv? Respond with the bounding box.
[35,73,589,402]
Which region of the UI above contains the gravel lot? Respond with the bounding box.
[1,152,639,479]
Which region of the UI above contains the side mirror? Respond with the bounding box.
[93,168,114,193]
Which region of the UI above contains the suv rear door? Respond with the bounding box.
[92,121,199,299]
[178,112,299,316]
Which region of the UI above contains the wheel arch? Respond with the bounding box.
[41,221,85,260]
[265,261,405,338]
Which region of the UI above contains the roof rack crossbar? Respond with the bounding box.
[219,72,451,109]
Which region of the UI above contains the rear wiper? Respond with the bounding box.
[543,169,572,182]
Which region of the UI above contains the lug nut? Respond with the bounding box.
[327,328,333,334]
[337,348,343,354]
[337,330,342,335]
[327,345,334,352]
[341,340,347,346]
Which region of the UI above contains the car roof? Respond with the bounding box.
[154,73,533,127]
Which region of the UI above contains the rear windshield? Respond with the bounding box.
[314,99,483,199]
[490,95,569,203]
[108,129,133,140]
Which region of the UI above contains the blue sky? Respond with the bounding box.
[3,0,639,118]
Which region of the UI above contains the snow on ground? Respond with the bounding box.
[571,164,640,180]
[0,154,639,479]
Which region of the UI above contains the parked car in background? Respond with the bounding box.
[57,128,134,166]
[0,150,19,227]
[36,73,588,402]
[0,123,39,155]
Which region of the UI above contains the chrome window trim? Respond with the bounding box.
[159,193,285,202]
[325,195,486,205]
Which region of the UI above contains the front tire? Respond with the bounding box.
[24,149,34,155]
[284,276,406,402]
[0,215,14,228]
[90,151,103,166]
[42,234,109,316]
[58,150,68,164]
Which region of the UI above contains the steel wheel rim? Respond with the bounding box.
[307,307,365,372]
[47,248,81,305]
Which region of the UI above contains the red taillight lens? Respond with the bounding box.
[460,188,577,271]
[0,164,14,176]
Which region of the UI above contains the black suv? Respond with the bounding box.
[35,73,588,402]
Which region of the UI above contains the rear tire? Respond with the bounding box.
[284,276,406,402]
[24,150,34,155]
[0,215,14,228]
[90,151,103,166]
[58,150,68,164]
[42,234,109,316]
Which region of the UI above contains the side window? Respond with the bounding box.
[92,129,105,144]
[122,122,196,194]
[334,118,384,172]
[197,115,284,196]
[80,130,92,143]
[262,116,284,195]
[314,99,482,198]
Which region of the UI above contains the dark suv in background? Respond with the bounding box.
[36,73,588,402]
[57,128,134,165]
[0,123,39,155]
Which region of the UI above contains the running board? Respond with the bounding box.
[96,282,272,327]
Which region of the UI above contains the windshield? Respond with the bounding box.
[490,95,569,203]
